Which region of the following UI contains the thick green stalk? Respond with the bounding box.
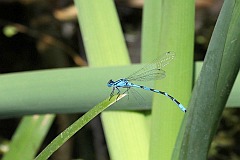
[74,0,149,159]
[178,0,240,159]
[0,66,138,117]
[0,64,239,118]
[142,0,194,159]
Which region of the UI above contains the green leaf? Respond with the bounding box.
[2,115,55,160]
[142,0,194,159]
[0,64,239,118]
[74,0,150,159]
[177,0,240,159]
[0,66,144,118]
[35,94,126,160]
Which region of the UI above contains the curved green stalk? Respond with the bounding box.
[34,94,126,160]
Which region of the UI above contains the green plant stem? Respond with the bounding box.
[34,94,126,160]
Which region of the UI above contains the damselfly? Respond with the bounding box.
[107,52,187,113]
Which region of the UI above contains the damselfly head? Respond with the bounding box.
[107,79,114,87]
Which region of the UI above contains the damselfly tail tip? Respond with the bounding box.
[179,104,187,113]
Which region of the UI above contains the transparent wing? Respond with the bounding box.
[126,51,175,81]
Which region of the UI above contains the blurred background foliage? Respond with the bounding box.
[0,0,239,160]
